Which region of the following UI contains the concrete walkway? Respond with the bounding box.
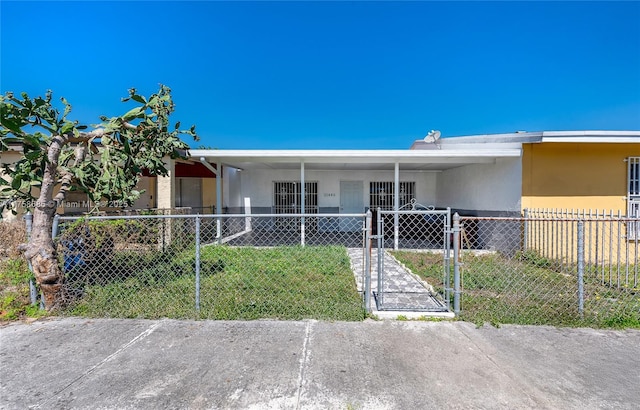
[1,318,639,409]
[347,248,452,319]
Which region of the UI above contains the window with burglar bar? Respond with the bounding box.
[369,182,415,211]
[273,182,318,214]
[627,157,640,240]
[273,181,318,231]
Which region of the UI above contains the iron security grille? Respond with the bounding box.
[628,199,640,240]
[627,157,640,240]
[273,182,318,230]
[628,157,640,198]
[369,182,415,211]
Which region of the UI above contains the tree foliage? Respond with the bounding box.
[0,85,198,309]
[0,85,198,215]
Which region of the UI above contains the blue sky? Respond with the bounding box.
[1,1,639,149]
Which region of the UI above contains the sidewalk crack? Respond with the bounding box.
[33,320,163,409]
[295,320,314,410]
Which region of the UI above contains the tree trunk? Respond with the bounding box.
[26,203,64,310]
[22,137,68,310]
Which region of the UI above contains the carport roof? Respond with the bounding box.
[188,148,522,171]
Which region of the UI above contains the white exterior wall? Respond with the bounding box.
[156,158,175,209]
[435,158,522,212]
[225,167,242,209]
[229,168,438,211]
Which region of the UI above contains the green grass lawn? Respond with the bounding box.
[66,245,365,321]
[392,250,640,328]
[0,258,42,321]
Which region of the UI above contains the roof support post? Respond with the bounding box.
[394,161,399,250]
[199,157,223,240]
[301,160,305,246]
[216,162,222,242]
[158,157,176,211]
[158,157,175,248]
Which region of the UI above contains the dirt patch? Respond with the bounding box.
[0,220,27,260]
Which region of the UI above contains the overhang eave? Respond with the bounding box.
[188,149,522,171]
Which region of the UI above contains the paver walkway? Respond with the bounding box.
[347,248,450,316]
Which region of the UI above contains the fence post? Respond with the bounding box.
[364,210,372,313]
[577,220,585,319]
[216,218,221,245]
[453,213,461,315]
[23,212,38,306]
[51,214,60,239]
[523,208,529,251]
[301,213,305,247]
[195,215,201,314]
[444,208,452,310]
[377,207,384,307]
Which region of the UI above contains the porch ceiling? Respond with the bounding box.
[189,149,521,171]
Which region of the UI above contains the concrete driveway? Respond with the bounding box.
[1,318,639,409]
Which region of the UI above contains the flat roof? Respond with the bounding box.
[189,148,522,171]
[412,130,640,148]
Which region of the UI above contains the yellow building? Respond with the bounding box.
[521,133,640,214]
[413,130,640,264]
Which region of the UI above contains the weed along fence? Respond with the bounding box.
[17,209,639,327]
[523,209,640,288]
[52,213,368,320]
[449,213,639,327]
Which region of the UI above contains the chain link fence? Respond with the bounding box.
[12,207,640,327]
[454,214,640,327]
[52,213,367,320]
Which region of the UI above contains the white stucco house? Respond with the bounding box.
[185,133,522,220]
[177,130,640,221]
[3,130,639,224]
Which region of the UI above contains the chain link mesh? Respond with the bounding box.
[376,209,450,250]
[23,209,639,327]
[455,216,640,326]
[54,214,366,320]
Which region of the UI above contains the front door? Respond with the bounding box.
[340,181,363,231]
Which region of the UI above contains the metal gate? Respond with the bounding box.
[373,207,452,312]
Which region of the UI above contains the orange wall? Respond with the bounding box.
[522,142,640,212]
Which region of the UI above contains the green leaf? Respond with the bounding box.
[122,107,144,122]
[131,94,146,104]
[60,121,74,135]
[0,117,24,135]
[61,97,72,118]
[122,136,131,155]
[22,134,41,148]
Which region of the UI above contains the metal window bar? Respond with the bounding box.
[369,182,415,211]
[273,181,318,231]
[628,157,640,197]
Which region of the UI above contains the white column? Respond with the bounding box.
[157,157,175,248]
[216,162,222,242]
[157,157,175,210]
[300,160,305,246]
[216,162,222,214]
[394,162,399,250]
